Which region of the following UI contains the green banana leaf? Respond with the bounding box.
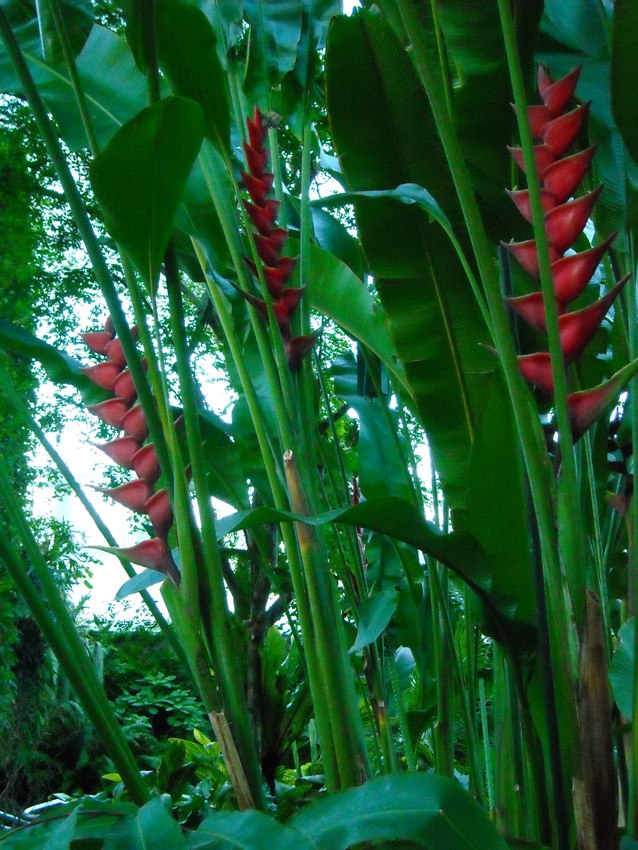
[325,10,535,645]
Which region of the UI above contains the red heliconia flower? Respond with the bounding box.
[121,404,149,442]
[544,186,602,253]
[80,361,122,391]
[241,106,314,370]
[542,103,589,158]
[557,276,629,362]
[98,538,180,584]
[506,189,557,223]
[82,315,177,576]
[112,369,137,404]
[567,378,624,440]
[92,436,140,468]
[286,334,317,372]
[105,336,127,367]
[509,144,556,175]
[87,397,129,429]
[145,489,172,539]
[552,234,616,304]
[132,443,161,485]
[81,331,113,354]
[508,291,557,331]
[93,478,153,512]
[538,66,581,115]
[517,352,554,395]
[541,146,597,203]
[504,65,632,442]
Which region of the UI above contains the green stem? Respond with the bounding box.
[0,471,149,806]
[164,245,265,808]
[193,241,340,790]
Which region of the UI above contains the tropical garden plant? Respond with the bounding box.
[1,0,638,848]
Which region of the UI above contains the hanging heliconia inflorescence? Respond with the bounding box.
[81,316,180,584]
[241,107,315,371]
[504,65,630,440]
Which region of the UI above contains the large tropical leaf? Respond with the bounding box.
[325,10,493,510]
[155,0,230,153]
[0,320,105,404]
[243,0,303,108]
[299,241,404,387]
[288,773,510,850]
[0,8,149,151]
[35,0,93,64]
[89,96,205,288]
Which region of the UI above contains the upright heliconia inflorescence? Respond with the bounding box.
[241,107,315,371]
[505,65,629,440]
[81,316,180,584]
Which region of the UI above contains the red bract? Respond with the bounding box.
[241,107,315,370]
[106,538,180,584]
[505,66,628,441]
[80,361,122,391]
[92,436,140,468]
[94,479,153,512]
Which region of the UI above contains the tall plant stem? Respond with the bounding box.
[0,470,149,806]
[627,234,638,832]
[0,6,172,486]
[193,241,340,790]
[164,244,265,809]
[284,450,370,787]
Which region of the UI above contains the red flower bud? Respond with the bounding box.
[247,105,267,149]
[105,337,126,367]
[567,358,638,439]
[80,361,122,391]
[81,331,113,354]
[87,398,129,429]
[542,103,589,158]
[104,315,116,336]
[243,199,280,235]
[551,233,616,304]
[541,146,597,204]
[121,404,149,442]
[558,275,629,362]
[145,489,172,539]
[526,104,552,139]
[508,291,557,331]
[243,142,269,178]
[241,170,274,206]
[92,436,140,468]
[518,352,554,394]
[507,188,556,223]
[132,443,161,485]
[286,334,316,371]
[503,239,561,278]
[509,144,556,175]
[98,538,180,584]
[538,66,580,115]
[94,479,153,512]
[545,186,602,253]
[112,369,137,404]
[254,230,288,265]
